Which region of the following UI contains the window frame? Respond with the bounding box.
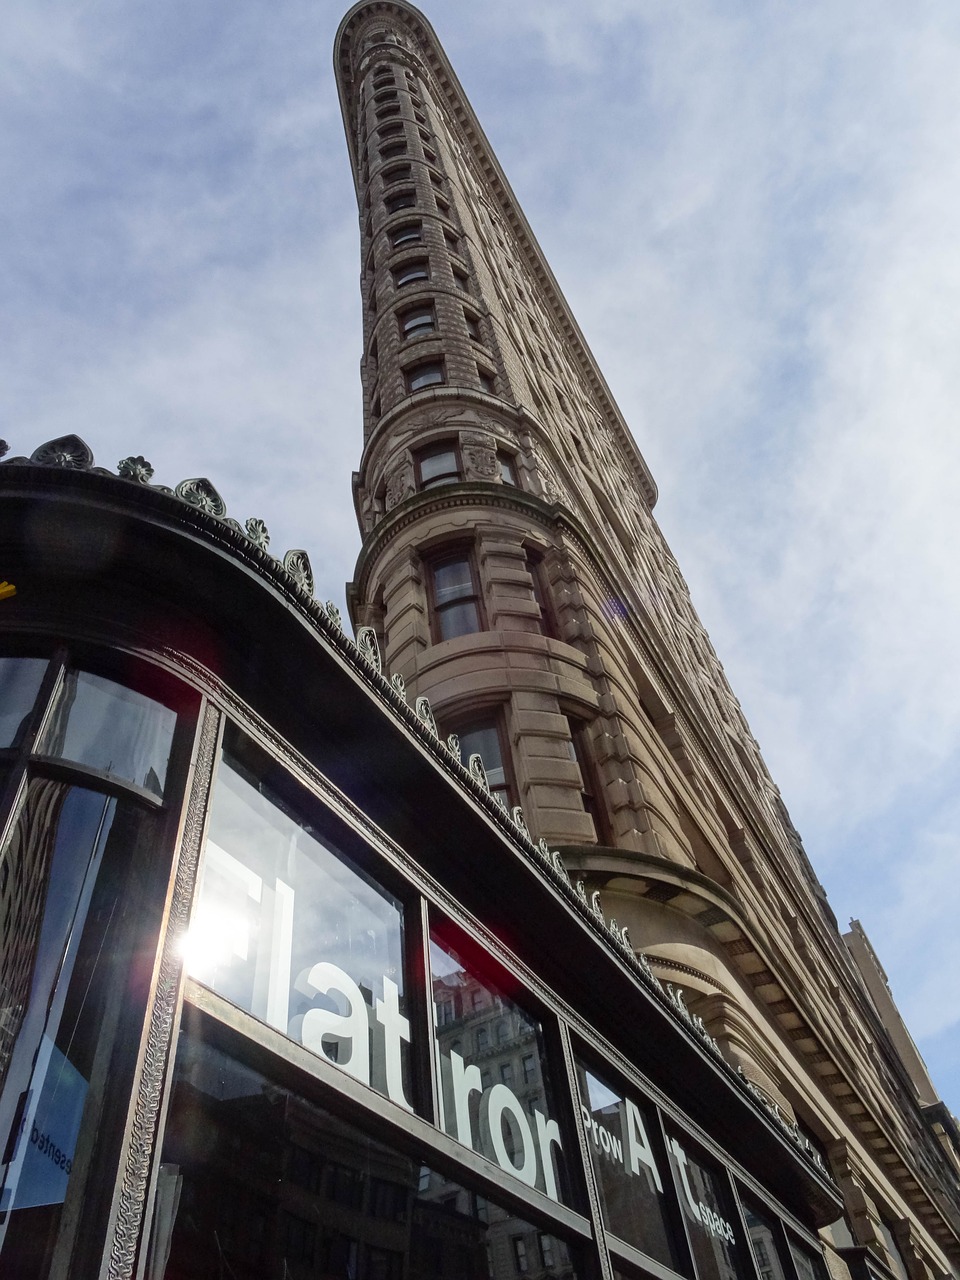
[426,548,484,644]
[405,359,445,393]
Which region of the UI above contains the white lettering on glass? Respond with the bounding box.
[300,962,371,1085]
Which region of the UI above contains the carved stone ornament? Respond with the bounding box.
[468,752,489,792]
[174,477,226,517]
[244,517,270,550]
[117,455,154,484]
[414,696,439,739]
[445,732,460,760]
[282,549,314,596]
[324,600,344,632]
[31,434,94,469]
[355,626,382,673]
[458,430,499,482]
[385,460,414,511]
[391,671,406,697]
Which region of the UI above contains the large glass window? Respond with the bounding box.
[431,555,481,641]
[0,780,166,1277]
[0,657,47,748]
[187,734,411,1110]
[743,1203,789,1280]
[149,1031,581,1280]
[574,1061,681,1269]
[430,920,567,1204]
[38,670,176,798]
[667,1136,747,1280]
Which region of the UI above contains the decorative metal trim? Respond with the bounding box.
[414,696,439,739]
[283,549,314,596]
[106,701,221,1279]
[355,626,382,673]
[174,476,226,517]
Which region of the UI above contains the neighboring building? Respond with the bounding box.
[0,4,955,1280]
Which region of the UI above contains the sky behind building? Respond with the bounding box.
[5,0,960,1115]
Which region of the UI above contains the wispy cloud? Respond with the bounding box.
[5,0,960,1112]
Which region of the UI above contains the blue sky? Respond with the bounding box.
[5,0,960,1120]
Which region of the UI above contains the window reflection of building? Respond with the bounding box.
[152,1033,570,1280]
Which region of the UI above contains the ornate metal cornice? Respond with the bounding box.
[0,433,837,1194]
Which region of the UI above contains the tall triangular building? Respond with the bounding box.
[335,3,960,1277]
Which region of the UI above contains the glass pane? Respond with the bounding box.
[0,780,165,1277]
[429,923,568,1204]
[438,601,481,641]
[789,1240,829,1280]
[0,658,47,748]
[457,724,506,790]
[38,670,175,797]
[667,1137,746,1280]
[574,1061,682,1270]
[187,744,410,1110]
[409,363,442,389]
[150,1032,582,1280]
[420,449,457,484]
[433,559,472,606]
[743,1204,788,1280]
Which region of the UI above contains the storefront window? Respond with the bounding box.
[150,1032,582,1280]
[667,1137,746,1280]
[0,780,166,1277]
[743,1203,788,1280]
[574,1060,682,1270]
[0,657,47,748]
[429,921,566,1203]
[789,1239,829,1280]
[188,739,410,1109]
[38,670,176,797]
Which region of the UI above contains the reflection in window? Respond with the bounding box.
[151,1033,580,1279]
[0,780,163,1276]
[744,1203,788,1280]
[457,719,509,805]
[187,736,410,1109]
[431,556,481,641]
[429,923,565,1203]
[789,1239,829,1280]
[574,1061,679,1270]
[38,670,175,797]
[0,657,46,748]
[668,1137,745,1280]
[417,443,459,487]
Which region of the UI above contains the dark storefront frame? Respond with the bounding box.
[0,458,840,1279]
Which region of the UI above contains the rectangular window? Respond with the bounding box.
[430,554,481,641]
[498,452,518,485]
[38,669,176,797]
[667,1134,746,1280]
[456,717,510,805]
[393,260,429,288]
[574,1059,680,1269]
[465,310,481,341]
[566,716,612,844]
[187,729,411,1110]
[152,1030,583,1279]
[0,656,47,748]
[417,442,459,488]
[391,221,422,248]
[406,359,445,392]
[743,1203,789,1280]
[478,366,496,394]
[400,303,436,339]
[385,190,417,215]
[430,919,567,1204]
[513,1237,529,1274]
[383,163,411,185]
[0,780,167,1274]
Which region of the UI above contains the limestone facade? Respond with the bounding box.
[335,4,960,1278]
